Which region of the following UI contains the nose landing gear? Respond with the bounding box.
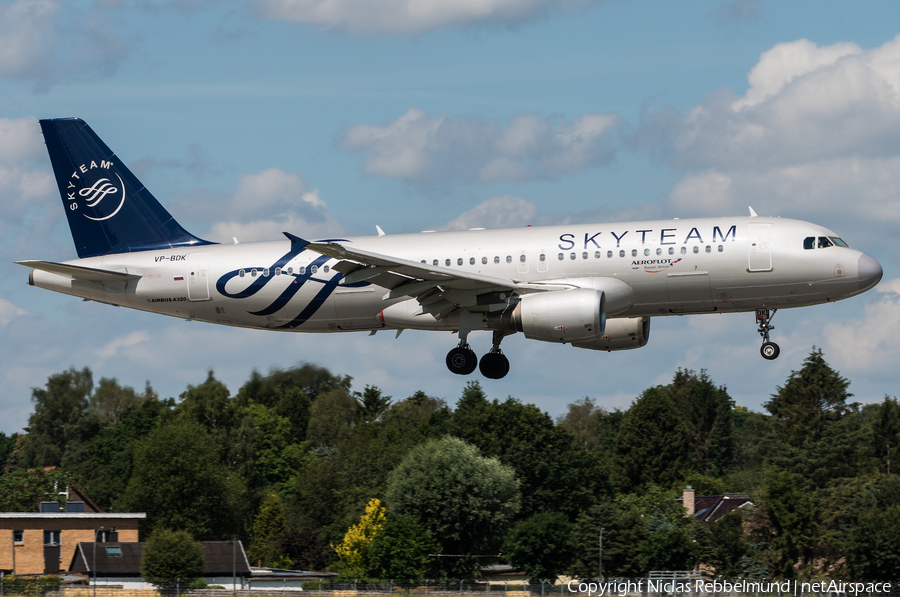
[756,308,780,360]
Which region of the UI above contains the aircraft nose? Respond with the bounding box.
[858,253,883,291]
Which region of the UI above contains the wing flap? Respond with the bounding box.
[17,260,141,282]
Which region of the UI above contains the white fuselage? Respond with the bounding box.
[30,216,874,334]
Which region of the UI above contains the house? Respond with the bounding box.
[69,541,252,590]
[0,484,144,577]
[676,486,754,523]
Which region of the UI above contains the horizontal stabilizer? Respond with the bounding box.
[16,260,141,282]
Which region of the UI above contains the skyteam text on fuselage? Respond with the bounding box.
[19,118,883,379]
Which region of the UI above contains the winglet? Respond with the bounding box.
[282,232,309,253]
[376,225,385,236]
[748,206,758,218]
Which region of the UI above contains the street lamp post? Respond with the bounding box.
[598,527,604,581]
[93,527,105,597]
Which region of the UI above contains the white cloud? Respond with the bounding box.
[197,167,344,242]
[444,195,538,231]
[0,299,28,327]
[254,0,601,34]
[0,0,128,90]
[95,330,151,360]
[821,279,900,374]
[341,108,620,184]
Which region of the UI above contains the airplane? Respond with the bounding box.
[18,118,883,380]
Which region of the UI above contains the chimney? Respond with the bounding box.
[684,485,695,517]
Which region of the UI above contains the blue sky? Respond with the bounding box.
[2,0,900,434]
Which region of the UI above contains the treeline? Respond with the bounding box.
[1,350,899,581]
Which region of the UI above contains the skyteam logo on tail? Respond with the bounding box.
[67,160,126,221]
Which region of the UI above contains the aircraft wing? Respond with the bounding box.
[304,240,566,314]
[16,260,141,282]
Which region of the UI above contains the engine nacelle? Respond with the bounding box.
[512,288,606,344]
[572,316,651,352]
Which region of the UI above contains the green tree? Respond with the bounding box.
[306,387,356,449]
[386,436,521,577]
[15,367,94,468]
[614,387,692,492]
[367,514,436,579]
[120,417,246,538]
[278,525,334,572]
[355,386,392,425]
[89,378,154,426]
[765,348,852,447]
[763,467,811,578]
[449,382,606,519]
[141,528,205,589]
[556,397,604,452]
[248,492,288,566]
[0,431,17,472]
[0,467,76,511]
[700,510,751,578]
[873,397,900,475]
[501,512,577,581]
[666,370,734,475]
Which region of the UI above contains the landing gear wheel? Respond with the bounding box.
[761,342,780,360]
[446,346,478,375]
[479,352,510,379]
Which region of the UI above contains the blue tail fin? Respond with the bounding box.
[40,118,214,258]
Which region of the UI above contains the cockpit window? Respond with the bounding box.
[803,237,815,250]
[818,236,834,249]
[830,236,849,248]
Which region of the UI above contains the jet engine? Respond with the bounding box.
[508,288,606,344]
[571,316,651,352]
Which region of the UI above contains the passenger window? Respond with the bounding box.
[656,248,662,256]
[818,236,833,248]
[506,256,512,263]
[705,246,711,253]
[274,267,281,276]
[457,258,463,266]
[263,268,269,277]
[632,249,638,257]
[607,251,613,258]
[520,254,526,263]
[680,246,686,255]
[668,247,674,255]
[251,269,258,277]
[693,246,699,254]
[469,257,475,265]
[582,252,588,259]
[570,252,576,260]
[433,259,438,266]
[482,257,488,265]
[311,265,318,273]
[299,266,306,274]
[803,237,815,250]
[717,245,723,252]
[644,249,650,256]
[558,253,564,260]
[324,265,330,273]
[494,256,500,264]
[619,250,625,258]
[239,269,245,277]
[445,259,451,266]
[595,251,601,259]
[287,267,293,275]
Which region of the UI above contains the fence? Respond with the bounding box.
[1,579,897,597]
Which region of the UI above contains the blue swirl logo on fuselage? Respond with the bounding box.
[214,238,369,329]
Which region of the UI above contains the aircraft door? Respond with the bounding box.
[187,254,211,301]
[537,249,548,273]
[748,224,773,272]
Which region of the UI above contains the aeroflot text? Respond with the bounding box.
[566,580,892,596]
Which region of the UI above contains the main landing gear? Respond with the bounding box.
[756,308,780,360]
[446,330,511,379]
